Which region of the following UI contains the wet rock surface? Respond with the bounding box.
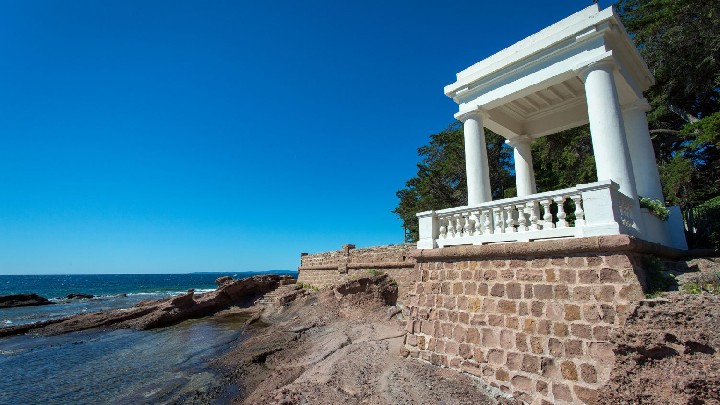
[0,275,293,337]
[598,293,720,404]
[65,293,95,300]
[206,274,503,405]
[0,294,54,308]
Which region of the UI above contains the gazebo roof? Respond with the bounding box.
[445,5,654,140]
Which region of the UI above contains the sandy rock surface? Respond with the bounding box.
[211,274,504,405]
[598,293,720,404]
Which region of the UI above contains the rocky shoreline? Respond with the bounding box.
[0,274,292,338]
[203,273,506,405]
[2,273,719,404]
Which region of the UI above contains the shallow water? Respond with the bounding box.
[0,316,245,404]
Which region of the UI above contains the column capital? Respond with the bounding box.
[456,108,489,123]
[505,135,533,148]
[576,58,617,82]
[622,98,651,113]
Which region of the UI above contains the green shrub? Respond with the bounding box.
[639,197,670,221]
[683,282,702,294]
[298,283,318,291]
[690,196,720,249]
[682,272,720,295]
[642,256,677,298]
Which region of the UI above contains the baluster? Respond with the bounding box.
[517,204,528,232]
[505,204,516,233]
[528,201,540,230]
[623,199,634,228]
[439,218,447,239]
[456,214,465,237]
[483,209,493,234]
[494,207,504,234]
[470,212,479,236]
[447,215,456,237]
[541,199,554,229]
[464,212,474,236]
[573,195,585,226]
[554,196,568,228]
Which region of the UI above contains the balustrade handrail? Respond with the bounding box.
[419,180,615,217]
[415,180,636,249]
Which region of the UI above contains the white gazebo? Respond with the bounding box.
[417,5,687,250]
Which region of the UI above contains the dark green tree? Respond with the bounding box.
[616,0,720,208]
[531,126,597,192]
[393,122,512,241]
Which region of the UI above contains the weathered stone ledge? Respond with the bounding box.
[299,261,415,271]
[412,235,690,262]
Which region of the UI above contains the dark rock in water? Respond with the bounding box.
[0,294,54,308]
[215,276,233,286]
[65,293,94,300]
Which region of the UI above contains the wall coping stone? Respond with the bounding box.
[299,261,414,271]
[412,235,690,261]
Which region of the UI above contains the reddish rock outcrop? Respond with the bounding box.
[598,293,720,404]
[211,274,500,405]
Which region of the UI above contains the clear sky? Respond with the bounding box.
[0,0,614,274]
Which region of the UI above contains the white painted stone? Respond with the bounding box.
[623,99,665,201]
[506,135,536,197]
[460,110,492,205]
[580,60,639,201]
[445,5,654,140]
[666,206,688,250]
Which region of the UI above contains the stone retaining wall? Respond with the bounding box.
[297,236,694,404]
[401,235,686,404]
[297,243,416,302]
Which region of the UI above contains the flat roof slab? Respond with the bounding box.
[446,5,654,140]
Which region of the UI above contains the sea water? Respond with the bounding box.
[0,271,296,404]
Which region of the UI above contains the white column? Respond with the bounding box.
[506,135,537,197]
[623,98,664,202]
[579,60,639,201]
[461,110,492,205]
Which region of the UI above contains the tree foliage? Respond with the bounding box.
[531,126,596,192]
[393,122,512,241]
[617,0,720,208]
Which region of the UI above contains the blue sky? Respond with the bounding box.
[0,1,613,274]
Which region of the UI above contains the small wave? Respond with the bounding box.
[0,349,23,356]
[3,320,12,324]
[123,289,215,297]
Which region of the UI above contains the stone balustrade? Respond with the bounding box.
[417,180,640,249]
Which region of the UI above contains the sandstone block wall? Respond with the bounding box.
[402,236,683,405]
[298,243,416,302]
